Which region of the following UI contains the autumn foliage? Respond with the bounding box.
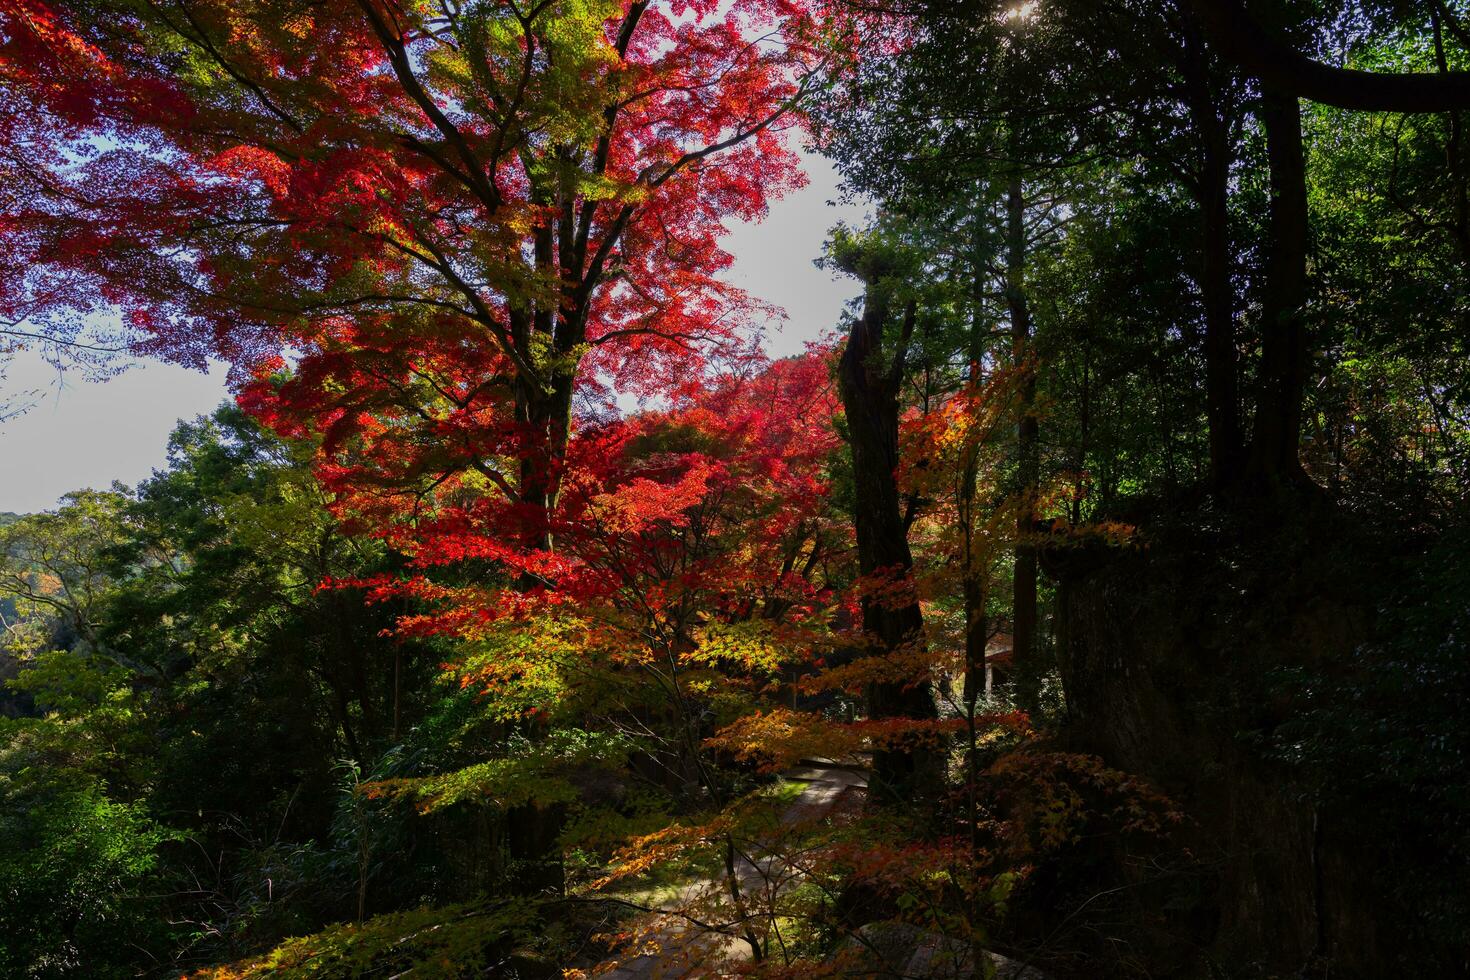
[0,0,1230,976]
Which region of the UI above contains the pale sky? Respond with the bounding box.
[0,153,868,514]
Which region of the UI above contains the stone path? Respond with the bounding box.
[595,761,867,979]
[592,762,1049,979]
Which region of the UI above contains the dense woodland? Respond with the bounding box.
[0,0,1468,977]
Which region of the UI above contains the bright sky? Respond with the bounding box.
[0,153,868,514]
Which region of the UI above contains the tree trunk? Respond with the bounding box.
[837,284,937,801]
[962,568,988,715]
[1180,20,1245,486]
[963,255,991,716]
[505,797,567,896]
[514,376,556,554]
[1248,87,1310,483]
[505,311,574,895]
[1006,175,1041,714]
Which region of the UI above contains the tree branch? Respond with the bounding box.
[1186,0,1470,111]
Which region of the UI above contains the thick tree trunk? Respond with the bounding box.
[1051,510,1387,974]
[1006,176,1041,714]
[837,286,937,801]
[1179,22,1244,486]
[1431,3,1470,268]
[1200,125,1244,484]
[506,314,574,895]
[513,376,559,554]
[1249,87,1310,483]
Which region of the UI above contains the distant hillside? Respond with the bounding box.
[0,512,20,528]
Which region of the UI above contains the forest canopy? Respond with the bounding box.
[0,1,1467,977]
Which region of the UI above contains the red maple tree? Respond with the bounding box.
[1,0,829,543]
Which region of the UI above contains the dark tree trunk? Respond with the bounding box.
[505,311,575,895]
[1431,2,1470,268]
[1051,510,1387,975]
[963,249,991,714]
[505,797,567,896]
[1180,20,1244,486]
[1200,123,1244,484]
[1006,176,1041,714]
[837,284,937,801]
[511,371,567,555]
[962,569,988,713]
[1249,87,1310,483]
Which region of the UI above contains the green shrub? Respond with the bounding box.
[0,778,170,979]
